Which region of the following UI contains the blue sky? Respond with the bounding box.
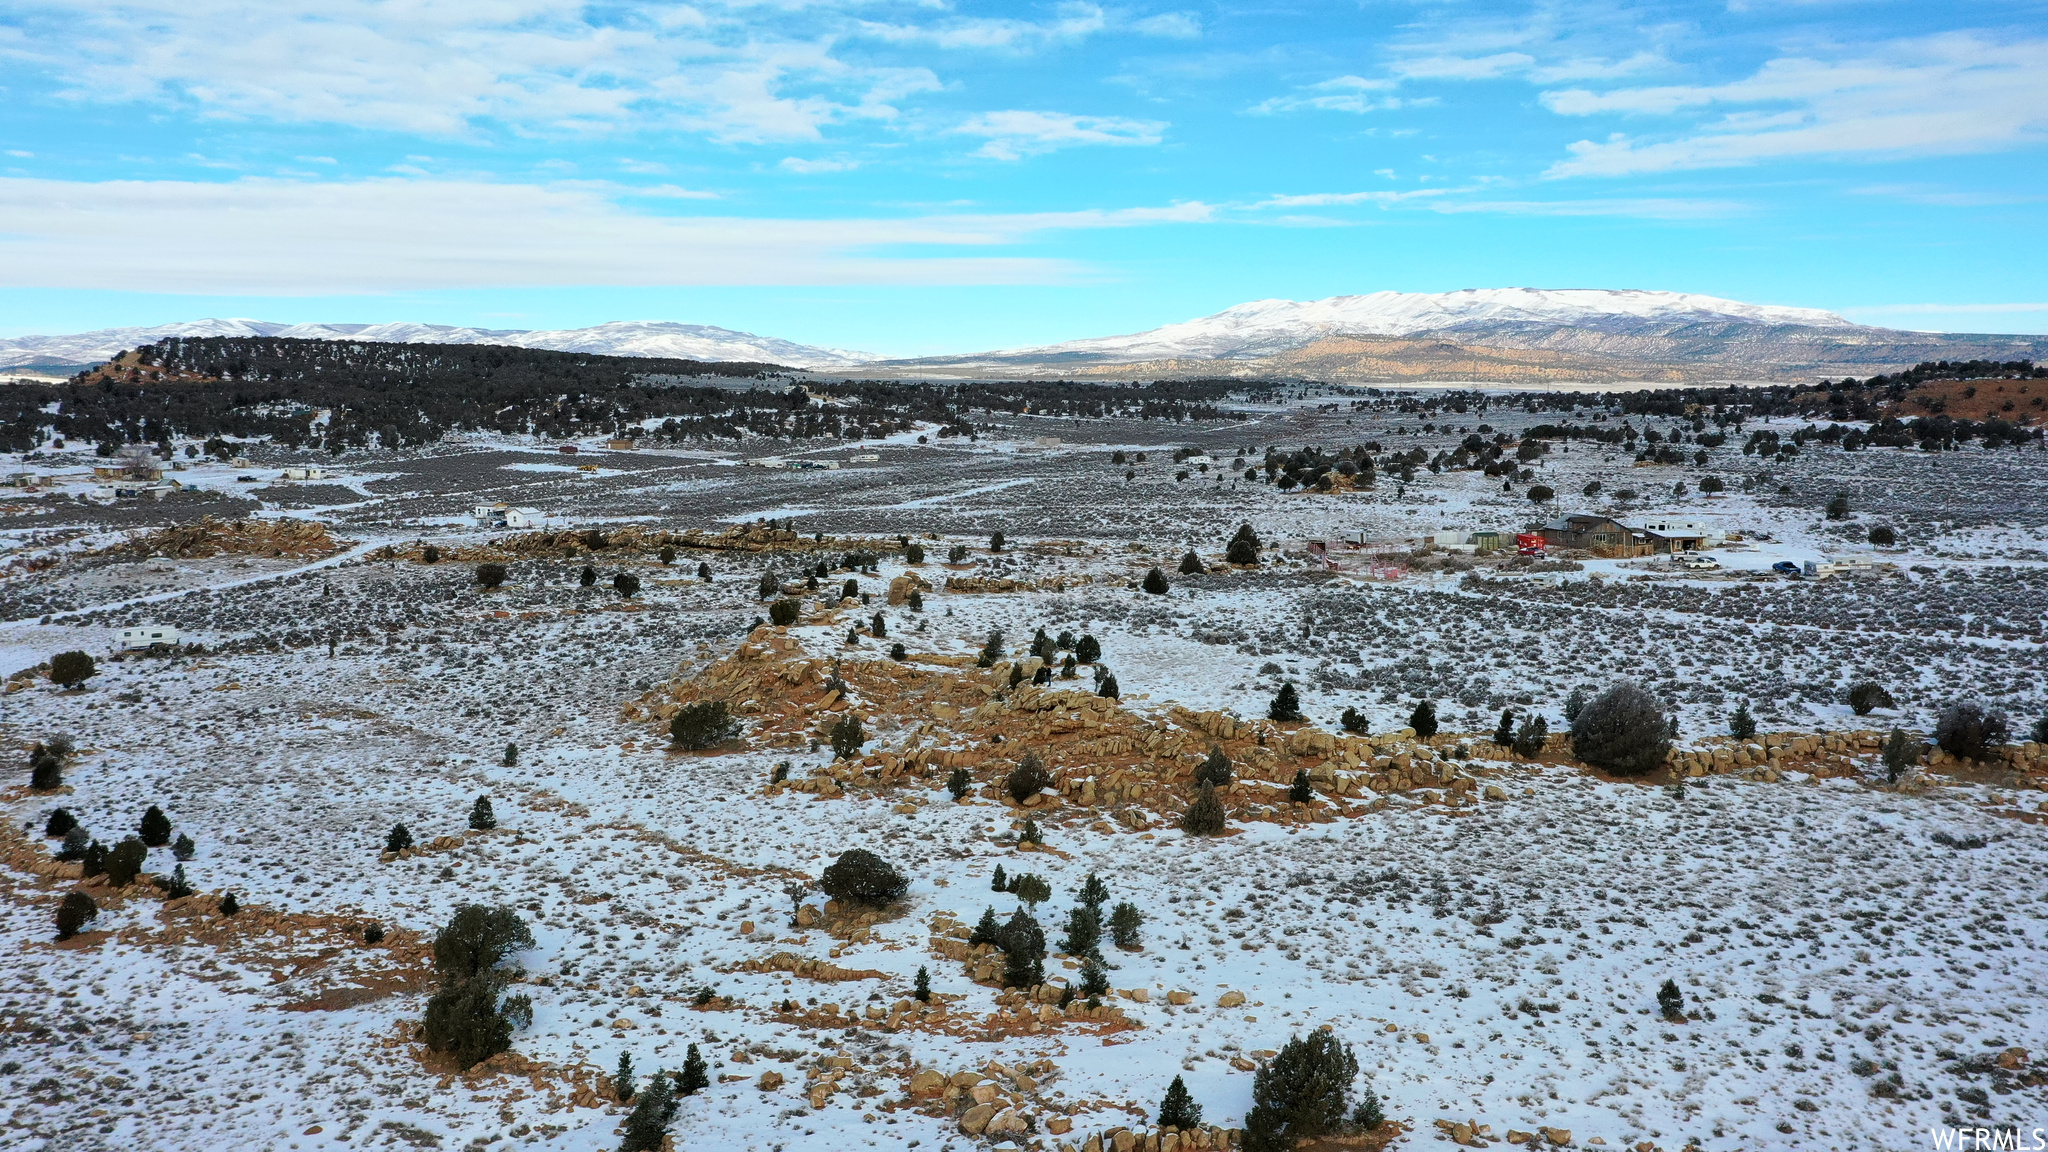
[2,0,2045,354]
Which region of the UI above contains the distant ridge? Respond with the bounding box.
[0,318,875,371]
[863,288,2048,381]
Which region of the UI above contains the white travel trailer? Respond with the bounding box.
[120,624,182,650]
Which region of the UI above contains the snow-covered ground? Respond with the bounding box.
[3,394,2045,1152]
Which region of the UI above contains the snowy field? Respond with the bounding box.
[3,392,2046,1152]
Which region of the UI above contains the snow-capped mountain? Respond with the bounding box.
[981,288,1860,364]
[0,319,875,370]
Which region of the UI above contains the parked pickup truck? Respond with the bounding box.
[1676,556,1720,570]
[1772,561,1802,577]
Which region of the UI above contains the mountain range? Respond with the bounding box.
[6,289,2043,382]
[0,318,874,371]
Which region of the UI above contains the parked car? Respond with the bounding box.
[1677,556,1720,570]
[1772,561,1802,577]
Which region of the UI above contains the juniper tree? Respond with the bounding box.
[1195,746,1232,788]
[139,805,173,847]
[1352,1086,1385,1131]
[757,568,780,599]
[680,1043,709,1096]
[29,749,62,791]
[1492,709,1516,747]
[769,598,801,626]
[1512,715,1548,758]
[672,701,743,750]
[1098,674,1120,700]
[1070,870,1109,908]
[989,531,1005,552]
[1289,769,1314,804]
[475,562,508,589]
[56,891,98,941]
[977,629,1006,668]
[998,909,1046,989]
[819,848,907,907]
[613,572,640,597]
[871,612,886,638]
[618,1067,677,1152]
[422,544,442,564]
[1182,783,1225,836]
[1226,523,1261,565]
[1935,700,2009,762]
[105,838,147,887]
[1020,818,1044,846]
[1563,686,1588,723]
[1109,901,1145,949]
[1032,663,1052,685]
[580,564,597,587]
[1012,873,1052,909]
[1242,1031,1359,1152]
[1158,1075,1203,1130]
[1339,706,1368,734]
[364,922,386,944]
[57,827,89,861]
[991,863,1009,892]
[969,906,1001,947]
[503,742,519,767]
[1076,634,1101,664]
[219,891,240,916]
[1008,663,1024,688]
[43,808,76,838]
[1142,567,1170,594]
[908,589,924,611]
[1030,627,1053,659]
[697,561,712,582]
[890,642,907,661]
[1657,979,1685,1021]
[1882,728,1918,783]
[469,795,497,831]
[49,650,97,688]
[838,578,858,601]
[386,823,414,853]
[1179,550,1205,575]
[1059,902,1103,958]
[913,966,931,1002]
[1847,682,1894,716]
[1079,954,1110,1000]
[828,714,865,760]
[162,863,194,899]
[1571,682,1671,776]
[947,766,972,801]
[1268,683,1303,722]
[1060,654,1077,678]
[81,841,105,877]
[615,1052,636,1102]
[1729,700,1756,739]
[1408,700,1438,739]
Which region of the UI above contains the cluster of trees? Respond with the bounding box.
[1134,1030,1376,1151]
[1,338,1273,453]
[972,868,1144,994]
[45,796,200,936]
[421,905,536,1068]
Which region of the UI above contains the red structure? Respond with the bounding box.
[1516,532,1546,557]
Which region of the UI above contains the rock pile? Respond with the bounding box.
[112,516,343,559]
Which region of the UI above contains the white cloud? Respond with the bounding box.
[1543,33,2048,176]
[6,0,943,143]
[1391,52,1534,81]
[1250,189,1454,208]
[1250,75,1422,115]
[1130,12,1202,40]
[853,4,1108,52]
[0,176,1213,292]
[953,111,1167,160]
[1244,187,1741,220]
[1424,197,1748,220]
[780,157,859,174]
